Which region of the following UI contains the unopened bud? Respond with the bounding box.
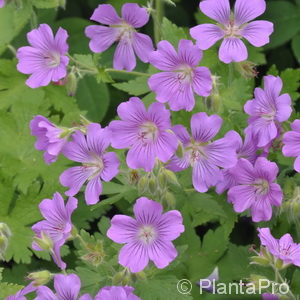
[165,191,176,209]
[148,177,157,194]
[33,232,53,251]
[112,269,132,286]
[66,72,78,97]
[237,61,258,79]
[162,169,179,186]
[27,270,52,286]
[81,240,106,267]
[0,223,12,239]
[138,176,148,194]
[250,256,270,266]
[158,171,167,189]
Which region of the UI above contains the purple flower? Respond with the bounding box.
[6,283,36,300]
[190,0,273,63]
[30,115,68,164]
[85,3,153,71]
[109,97,178,172]
[228,158,282,222]
[60,123,119,205]
[95,286,140,300]
[216,131,257,194]
[244,75,292,148]
[282,120,300,172]
[32,192,77,270]
[0,0,5,8]
[148,39,212,111]
[35,274,90,300]
[17,24,69,88]
[168,112,237,192]
[107,197,184,273]
[258,228,300,267]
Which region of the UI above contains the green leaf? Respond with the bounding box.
[0,2,32,55]
[161,17,188,47]
[280,68,300,103]
[113,76,150,96]
[292,34,300,63]
[264,1,300,49]
[0,282,23,299]
[76,76,110,122]
[135,276,193,300]
[31,0,60,8]
[290,269,300,295]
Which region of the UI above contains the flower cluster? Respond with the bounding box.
[6,0,300,299]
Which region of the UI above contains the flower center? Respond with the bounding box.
[186,140,209,164]
[113,21,135,42]
[137,225,157,245]
[138,121,159,144]
[221,20,242,38]
[44,51,61,68]
[253,179,270,195]
[279,245,292,256]
[176,65,194,84]
[83,153,104,180]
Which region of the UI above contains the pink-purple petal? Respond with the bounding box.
[90,4,121,25]
[200,0,230,25]
[132,32,154,63]
[190,24,225,50]
[219,37,248,63]
[85,176,102,205]
[241,20,274,47]
[121,3,149,28]
[113,39,136,71]
[234,0,266,25]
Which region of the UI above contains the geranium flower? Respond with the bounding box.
[148,39,212,111]
[109,97,178,172]
[228,158,282,222]
[168,112,237,192]
[258,228,300,267]
[17,24,69,88]
[190,0,273,63]
[244,75,292,148]
[32,192,77,270]
[60,123,119,205]
[30,115,68,164]
[95,286,140,300]
[107,197,184,272]
[85,3,153,71]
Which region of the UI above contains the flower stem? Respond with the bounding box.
[7,44,16,56]
[154,0,164,44]
[228,63,234,87]
[105,68,151,77]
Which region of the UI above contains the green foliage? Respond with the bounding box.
[161,17,188,47]
[264,1,300,49]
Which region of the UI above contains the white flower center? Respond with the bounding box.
[113,21,135,42]
[186,141,209,164]
[176,65,194,84]
[253,179,270,195]
[44,51,61,68]
[83,153,104,180]
[137,225,157,245]
[138,121,159,144]
[220,19,243,38]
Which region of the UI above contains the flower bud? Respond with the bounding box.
[250,255,270,266]
[66,72,78,97]
[148,176,157,194]
[33,232,53,251]
[165,191,176,209]
[138,176,148,194]
[162,169,179,186]
[112,269,132,286]
[81,240,106,267]
[158,171,167,189]
[0,223,12,239]
[0,223,11,260]
[27,270,52,286]
[237,61,258,79]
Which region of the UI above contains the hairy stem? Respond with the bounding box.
[154,0,164,44]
